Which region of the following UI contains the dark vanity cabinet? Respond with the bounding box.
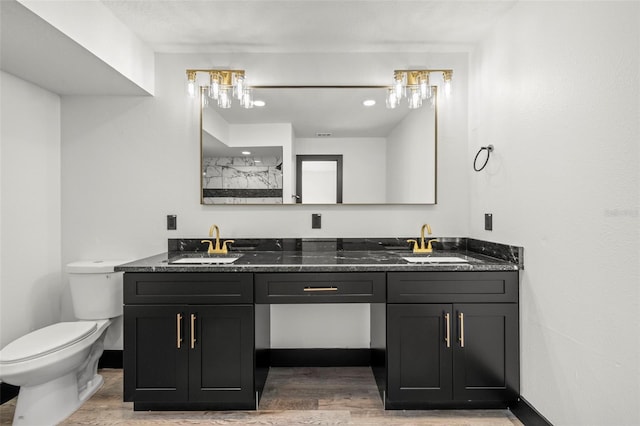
[385,271,519,409]
[123,273,257,410]
[121,264,521,412]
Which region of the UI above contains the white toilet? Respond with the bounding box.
[0,260,127,426]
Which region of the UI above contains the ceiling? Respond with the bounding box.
[212,86,417,138]
[101,1,517,54]
[0,0,151,95]
[1,1,517,95]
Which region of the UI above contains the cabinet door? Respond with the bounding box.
[452,303,519,402]
[124,305,189,402]
[387,304,453,403]
[188,305,255,404]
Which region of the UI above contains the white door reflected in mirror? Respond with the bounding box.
[296,155,343,204]
[302,161,338,204]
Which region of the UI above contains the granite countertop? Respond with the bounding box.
[115,238,523,273]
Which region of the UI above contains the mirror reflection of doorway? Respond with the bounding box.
[296,155,343,204]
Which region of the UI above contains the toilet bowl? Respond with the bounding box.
[0,260,128,426]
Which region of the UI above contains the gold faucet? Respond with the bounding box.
[407,224,439,253]
[201,224,234,254]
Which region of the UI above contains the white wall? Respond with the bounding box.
[468,2,639,425]
[0,71,62,349]
[386,105,436,203]
[60,52,469,348]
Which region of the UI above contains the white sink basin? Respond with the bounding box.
[402,256,468,263]
[170,255,243,264]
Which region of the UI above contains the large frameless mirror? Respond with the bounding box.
[200,86,437,205]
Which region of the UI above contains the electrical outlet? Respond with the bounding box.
[484,213,493,231]
[167,215,177,230]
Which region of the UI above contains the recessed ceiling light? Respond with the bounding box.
[363,99,376,107]
[253,100,266,107]
[241,151,251,155]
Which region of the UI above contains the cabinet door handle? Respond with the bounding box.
[303,286,338,292]
[176,313,183,349]
[444,312,451,348]
[458,312,465,348]
[190,313,197,349]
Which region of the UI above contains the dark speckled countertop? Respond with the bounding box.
[115,238,523,273]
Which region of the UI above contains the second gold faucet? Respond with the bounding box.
[201,224,234,254]
[407,224,439,253]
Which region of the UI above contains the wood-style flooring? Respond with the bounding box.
[1,367,524,425]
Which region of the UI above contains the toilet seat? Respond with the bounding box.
[0,322,97,364]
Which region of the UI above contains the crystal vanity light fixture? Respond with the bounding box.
[387,69,453,109]
[186,69,253,109]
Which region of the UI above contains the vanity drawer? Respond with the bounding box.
[255,272,385,303]
[124,272,253,304]
[387,271,518,303]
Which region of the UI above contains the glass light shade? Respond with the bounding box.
[187,80,196,98]
[394,76,404,100]
[241,88,253,108]
[386,88,398,109]
[444,80,452,97]
[408,88,422,109]
[209,79,220,100]
[234,74,245,100]
[419,73,431,100]
[443,71,453,98]
[218,89,232,108]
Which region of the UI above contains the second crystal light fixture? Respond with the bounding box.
[387,69,453,109]
[186,69,253,109]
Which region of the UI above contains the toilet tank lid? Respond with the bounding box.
[0,321,97,364]
[67,260,130,273]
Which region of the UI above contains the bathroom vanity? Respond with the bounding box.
[117,238,522,411]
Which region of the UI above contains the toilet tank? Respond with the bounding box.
[67,260,129,320]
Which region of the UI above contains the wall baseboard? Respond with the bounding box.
[99,349,123,369]
[269,348,371,367]
[97,349,372,369]
[510,396,553,426]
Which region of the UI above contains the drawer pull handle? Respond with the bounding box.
[303,286,338,292]
[176,313,183,349]
[459,312,465,348]
[444,312,451,348]
[190,314,197,349]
